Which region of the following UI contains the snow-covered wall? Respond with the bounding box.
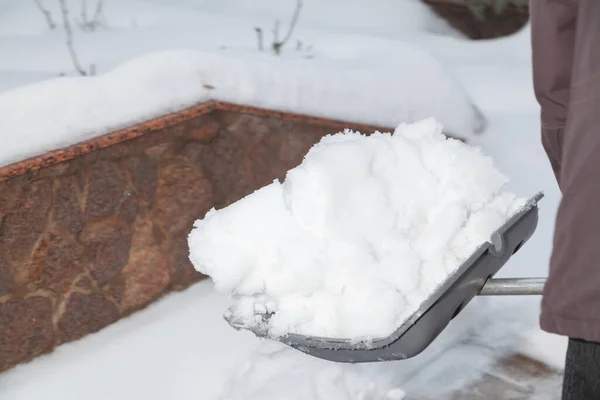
[0,104,392,372]
[0,48,483,170]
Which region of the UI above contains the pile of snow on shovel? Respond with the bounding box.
[188,118,526,339]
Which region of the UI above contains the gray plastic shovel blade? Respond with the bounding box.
[227,193,544,364]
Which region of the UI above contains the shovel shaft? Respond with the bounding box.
[478,278,546,296]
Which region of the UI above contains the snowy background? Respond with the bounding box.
[0,0,566,399]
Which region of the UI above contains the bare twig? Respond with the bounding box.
[58,0,88,76]
[78,0,105,32]
[272,20,280,45]
[272,0,303,55]
[279,0,303,47]
[33,0,56,30]
[255,27,264,51]
[80,0,88,26]
[92,0,104,24]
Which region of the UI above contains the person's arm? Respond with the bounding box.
[530,0,578,188]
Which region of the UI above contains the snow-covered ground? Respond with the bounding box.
[0,0,483,169]
[0,0,566,398]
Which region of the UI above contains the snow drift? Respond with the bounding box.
[0,45,483,169]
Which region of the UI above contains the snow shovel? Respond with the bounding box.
[227,192,546,364]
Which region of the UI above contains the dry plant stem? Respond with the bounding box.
[272,0,303,55]
[92,0,104,24]
[58,0,88,76]
[33,0,56,29]
[255,27,264,51]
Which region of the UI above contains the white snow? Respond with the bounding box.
[0,281,536,400]
[220,296,504,400]
[0,0,481,170]
[189,118,526,339]
[0,281,561,400]
[0,0,568,399]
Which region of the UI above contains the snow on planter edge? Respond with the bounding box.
[187,118,525,340]
[0,44,484,169]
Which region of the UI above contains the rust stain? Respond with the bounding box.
[0,100,394,183]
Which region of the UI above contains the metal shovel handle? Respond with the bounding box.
[478,277,546,296]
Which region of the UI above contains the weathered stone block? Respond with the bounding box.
[0,252,14,297]
[170,240,205,290]
[185,115,221,143]
[79,220,132,284]
[58,293,119,342]
[152,161,213,235]
[0,296,53,371]
[55,176,83,236]
[127,154,157,207]
[201,131,246,208]
[0,179,52,263]
[121,218,170,312]
[84,161,127,221]
[116,191,138,223]
[32,228,84,292]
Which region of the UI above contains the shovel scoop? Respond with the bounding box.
[225,192,545,363]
